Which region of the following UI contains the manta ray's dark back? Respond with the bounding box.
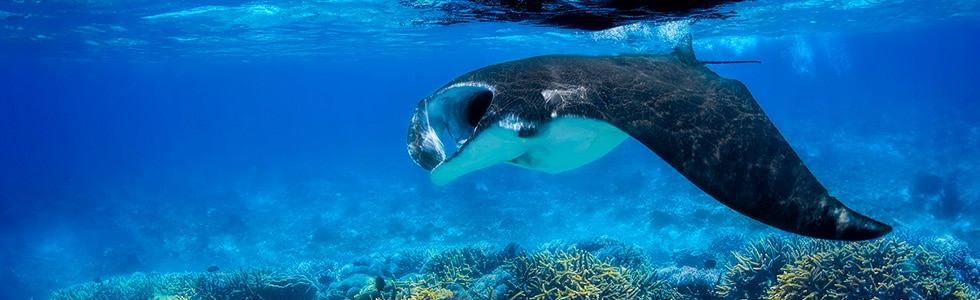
[407,35,892,241]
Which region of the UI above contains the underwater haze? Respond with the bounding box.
[2,0,980,299]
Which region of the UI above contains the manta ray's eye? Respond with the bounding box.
[465,91,493,127]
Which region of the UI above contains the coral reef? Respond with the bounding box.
[540,236,650,270]
[769,238,976,299]
[717,234,979,300]
[717,235,801,299]
[52,268,318,300]
[504,249,662,299]
[919,234,980,290]
[50,272,196,300]
[655,265,718,298]
[50,235,979,300]
[419,245,507,290]
[708,232,747,254]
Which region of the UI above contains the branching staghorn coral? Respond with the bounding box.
[52,267,317,300]
[768,237,978,299]
[194,267,272,298]
[504,248,677,300]
[392,274,456,300]
[717,235,793,299]
[420,245,506,290]
[569,236,649,268]
[289,259,339,289]
[153,272,198,299]
[717,235,837,299]
[371,245,511,300]
[50,272,199,300]
[196,268,317,300]
[51,273,158,300]
[630,266,684,299]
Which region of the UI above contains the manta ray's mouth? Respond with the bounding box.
[407,83,494,171]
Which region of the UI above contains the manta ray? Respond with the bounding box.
[406,36,892,241]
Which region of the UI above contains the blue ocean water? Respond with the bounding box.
[2,0,980,299]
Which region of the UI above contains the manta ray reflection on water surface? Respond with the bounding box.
[406,35,892,241]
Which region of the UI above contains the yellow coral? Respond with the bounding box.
[767,238,977,299]
[391,274,455,300]
[421,245,503,289]
[718,235,825,299]
[406,285,454,300]
[505,249,674,300]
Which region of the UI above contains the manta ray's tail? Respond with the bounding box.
[701,60,762,64]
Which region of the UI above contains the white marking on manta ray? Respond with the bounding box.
[541,86,588,104]
[430,117,628,185]
[443,81,496,94]
[497,114,527,132]
[415,100,445,164]
[421,125,443,159]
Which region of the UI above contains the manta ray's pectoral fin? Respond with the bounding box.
[613,73,891,241]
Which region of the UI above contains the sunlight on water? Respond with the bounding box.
[587,21,691,53]
[0,0,978,61]
[710,36,760,56]
[790,36,815,74]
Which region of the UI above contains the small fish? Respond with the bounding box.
[375,276,386,292]
[207,265,220,272]
[704,259,717,269]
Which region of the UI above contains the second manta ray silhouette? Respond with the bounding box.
[406,35,892,241]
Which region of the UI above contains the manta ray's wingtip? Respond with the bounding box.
[797,203,893,241]
[834,210,894,241]
[834,222,893,241]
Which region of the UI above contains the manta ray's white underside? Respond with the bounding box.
[430,117,629,185]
